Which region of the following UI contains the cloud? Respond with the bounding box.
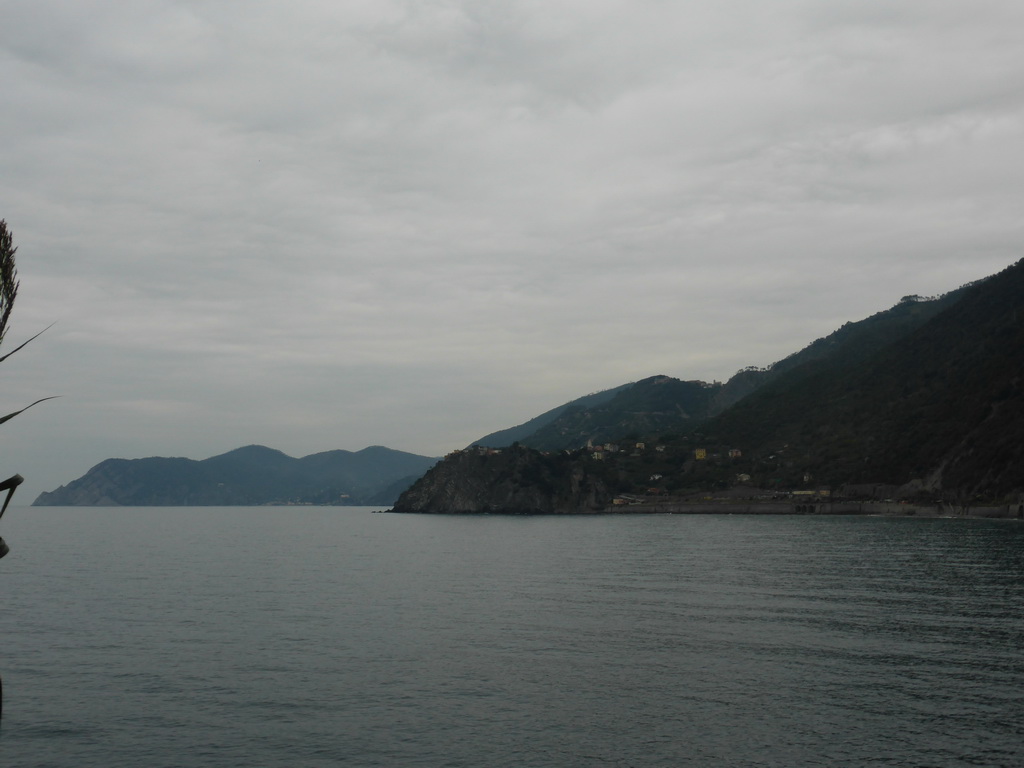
[1,0,1022,497]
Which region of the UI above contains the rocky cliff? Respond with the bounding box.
[391,444,612,514]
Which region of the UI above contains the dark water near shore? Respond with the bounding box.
[1,507,1023,767]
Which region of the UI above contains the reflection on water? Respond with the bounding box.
[1,508,1022,767]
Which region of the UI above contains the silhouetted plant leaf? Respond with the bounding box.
[0,323,54,366]
[0,397,58,426]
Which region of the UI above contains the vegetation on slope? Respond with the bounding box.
[704,259,1024,499]
[469,282,969,456]
[520,375,720,451]
[398,260,1024,511]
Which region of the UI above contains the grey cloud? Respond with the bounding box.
[1,0,1021,497]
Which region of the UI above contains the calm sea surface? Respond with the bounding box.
[0,507,1022,767]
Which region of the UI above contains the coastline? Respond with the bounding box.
[596,500,1024,518]
[388,500,1024,517]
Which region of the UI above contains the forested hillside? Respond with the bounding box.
[704,259,1024,498]
[399,260,1024,512]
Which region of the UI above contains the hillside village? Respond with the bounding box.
[448,439,886,508]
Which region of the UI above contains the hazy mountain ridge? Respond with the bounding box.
[33,445,439,506]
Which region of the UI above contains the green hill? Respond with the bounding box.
[489,284,970,453]
[395,259,1024,512]
[704,259,1024,499]
[470,382,632,448]
[519,375,721,450]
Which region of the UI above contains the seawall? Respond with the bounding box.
[601,500,1024,518]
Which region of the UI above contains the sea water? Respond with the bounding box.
[0,507,1022,767]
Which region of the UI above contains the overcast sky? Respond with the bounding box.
[1,0,1022,499]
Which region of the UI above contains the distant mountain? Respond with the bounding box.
[33,445,439,506]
